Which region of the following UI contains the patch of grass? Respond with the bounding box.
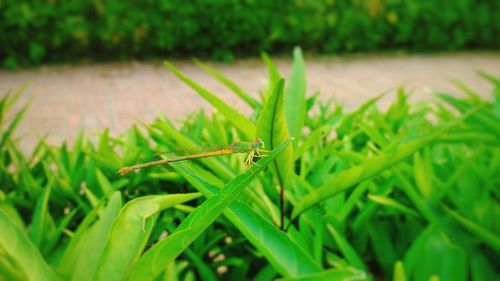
[1,49,499,280]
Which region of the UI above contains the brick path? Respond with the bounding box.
[1,52,499,151]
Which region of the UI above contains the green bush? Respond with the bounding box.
[1,49,499,280]
[1,0,499,67]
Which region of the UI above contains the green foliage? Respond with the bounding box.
[1,48,500,280]
[1,0,500,67]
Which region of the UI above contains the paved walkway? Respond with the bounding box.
[1,52,499,151]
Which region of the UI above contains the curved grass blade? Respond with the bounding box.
[0,208,59,281]
[442,205,500,253]
[256,79,294,227]
[29,177,54,248]
[285,47,306,145]
[367,194,420,218]
[164,60,255,139]
[0,102,30,149]
[276,267,369,281]
[193,58,260,109]
[95,193,202,281]
[65,192,123,281]
[393,261,407,281]
[262,52,280,85]
[126,138,293,281]
[403,226,467,281]
[326,224,367,271]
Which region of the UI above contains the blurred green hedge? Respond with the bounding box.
[1,0,499,67]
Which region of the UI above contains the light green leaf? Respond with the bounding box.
[393,261,407,281]
[96,168,113,195]
[404,227,467,281]
[0,102,30,149]
[193,58,260,109]
[367,194,420,218]
[0,209,59,281]
[29,177,54,248]
[277,267,369,281]
[95,192,202,281]
[68,192,123,281]
[261,52,280,86]
[326,224,367,271]
[256,78,294,194]
[285,47,307,145]
[164,60,255,139]
[442,205,500,253]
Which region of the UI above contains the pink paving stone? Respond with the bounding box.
[68,114,81,127]
[1,52,499,152]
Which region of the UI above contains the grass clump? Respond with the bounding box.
[0,49,499,280]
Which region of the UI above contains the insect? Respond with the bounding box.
[117,138,268,176]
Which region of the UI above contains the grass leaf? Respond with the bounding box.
[193,58,260,109]
[442,205,500,253]
[164,60,255,139]
[285,47,307,145]
[276,267,369,281]
[0,207,59,281]
[29,177,54,248]
[0,103,29,148]
[257,78,294,191]
[326,224,367,271]
[95,193,201,281]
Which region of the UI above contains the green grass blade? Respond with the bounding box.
[436,93,500,137]
[4,83,29,111]
[442,205,500,253]
[477,71,500,87]
[164,60,255,139]
[393,261,407,281]
[96,168,113,195]
[403,227,467,281]
[60,192,123,280]
[175,164,322,277]
[126,138,292,281]
[0,208,59,281]
[261,52,280,85]
[95,193,201,281]
[337,94,384,136]
[326,224,367,271]
[184,248,218,281]
[29,177,54,248]
[0,102,29,148]
[256,78,294,191]
[285,47,307,145]
[295,123,334,161]
[413,152,433,199]
[367,194,420,218]
[193,58,260,109]
[367,222,397,275]
[276,267,370,281]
